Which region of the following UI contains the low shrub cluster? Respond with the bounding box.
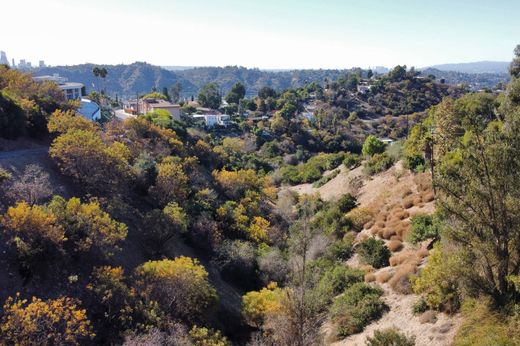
[330,283,387,337]
[366,328,416,346]
[408,213,440,244]
[363,153,394,175]
[313,169,340,188]
[279,152,345,185]
[357,238,391,268]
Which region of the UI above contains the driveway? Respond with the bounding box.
[114,109,136,121]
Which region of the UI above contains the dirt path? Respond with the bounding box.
[0,147,48,159]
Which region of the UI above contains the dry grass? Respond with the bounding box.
[416,247,430,259]
[400,225,411,239]
[389,250,417,266]
[387,240,403,252]
[375,221,386,228]
[383,228,397,239]
[390,235,402,242]
[421,191,435,203]
[376,270,394,283]
[364,220,375,229]
[388,262,418,294]
[365,272,376,282]
[385,218,401,229]
[394,210,410,220]
[370,226,381,236]
[413,196,422,206]
[402,197,414,209]
[401,188,413,198]
[375,213,388,223]
[414,173,432,192]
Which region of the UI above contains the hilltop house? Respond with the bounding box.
[33,74,100,121]
[33,74,85,100]
[123,98,181,120]
[192,113,231,128]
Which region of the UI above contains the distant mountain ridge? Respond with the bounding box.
[426,61,509,74]
[34,63,353,98]
[33,61,511,99]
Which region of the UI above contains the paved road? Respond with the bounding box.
[0,147,48,160]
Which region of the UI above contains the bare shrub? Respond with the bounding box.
[383,228,397,240]
[419,310,438,324]
[365,272,376,282]
[422,191,435,203]
[364,220,375,230]
[376,270,394,283]
[258,248,289,285]
[388,263,417,294]
[389,251,416,266]
[402,198,414,209]
[7,164,53,205]
[387,240,403,252]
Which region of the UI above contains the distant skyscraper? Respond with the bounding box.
[11,58,15,67]
[39,60,45,68]
[0,51,9,66]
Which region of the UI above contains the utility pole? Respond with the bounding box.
[136,92,139,115]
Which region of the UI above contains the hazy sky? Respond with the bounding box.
[2,0,519,69]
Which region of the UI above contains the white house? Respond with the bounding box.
[33,74,84,100]
[192,113,232,128]
[357,85,371,94]
[379,138,394,145]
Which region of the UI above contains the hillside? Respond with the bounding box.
[2,46,520,346]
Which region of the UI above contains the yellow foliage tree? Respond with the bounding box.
[242,282,284,327]
[149,156,190,206]
[0,295,94,346]
[135,257,218,321]
[189,325,230,346]
[48,196,127,256]
[49,129,131,191]
[213,169,265,199]
[48,109,98,134]
[1,201,65,264]
[248,216,270,243]
[86,266,160,340]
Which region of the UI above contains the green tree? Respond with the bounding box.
[225,82,246,104]
[170,81,183,103]
[198,83,221,109]
[509,44,520,78]
[258,86,277,100]
[362,135,386,156]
